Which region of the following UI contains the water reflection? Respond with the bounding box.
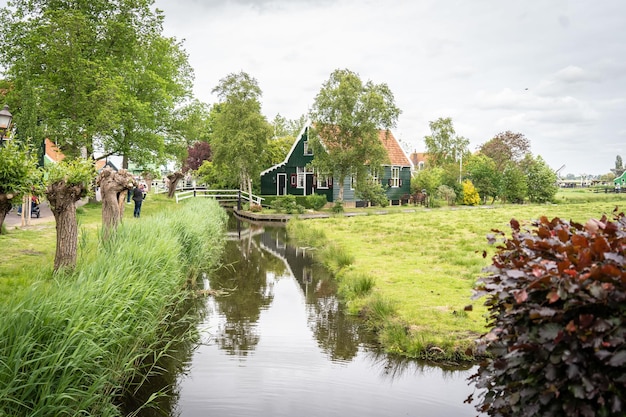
[130,216,480,416]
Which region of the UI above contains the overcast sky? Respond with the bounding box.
[3,0,624,176]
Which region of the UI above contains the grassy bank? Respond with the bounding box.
[287,193,626,362]
[0,198,227,416]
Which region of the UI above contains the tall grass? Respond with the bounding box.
[0,198,227,416]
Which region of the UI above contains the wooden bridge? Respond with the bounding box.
[174,187,264,207]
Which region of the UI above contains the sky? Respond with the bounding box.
[2,0,625,176]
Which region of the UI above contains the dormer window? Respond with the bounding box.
[303,140,313,155]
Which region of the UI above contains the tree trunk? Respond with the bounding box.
[0,193,14,234]
[46,181,86,272]
[96,168,135,238]
[167,171,184,198]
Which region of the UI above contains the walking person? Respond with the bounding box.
[132,184,146,218]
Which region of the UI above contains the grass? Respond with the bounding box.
[287,189,626,361]
[0,196,228,416]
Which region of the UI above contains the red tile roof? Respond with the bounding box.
[379,130,411,166]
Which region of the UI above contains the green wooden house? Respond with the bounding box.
[260,123,413,206]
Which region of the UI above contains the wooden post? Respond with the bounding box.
[238,189,241,211]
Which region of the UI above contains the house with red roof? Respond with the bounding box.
[260,122,413,206]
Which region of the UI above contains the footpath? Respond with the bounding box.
[4,199,88,229]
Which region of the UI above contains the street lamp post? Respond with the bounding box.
[0,104,13,146]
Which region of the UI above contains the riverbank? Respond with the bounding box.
[280,199,626,361]
[0,198,227,416]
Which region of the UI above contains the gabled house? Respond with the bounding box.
[260,122,413,207]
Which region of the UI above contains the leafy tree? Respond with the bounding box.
[436,184,456,206]
[355,180,389,207]
[616,155,623,170]
[423,117,469,168]
[45,158,95,271]
[309,68,401,202]
[470,212,626,417]
[168,99,212,169]
[462,179,480,205]
[522,154,558,203]
[0,142,42,233]
[211,71,272,198]
[260,136,295,171]
[183,141,212,173]
[411,167,444,197]
[500,163,527,204]
[0,0,192,164]
[465,153,500,204]
[479,131,530,172]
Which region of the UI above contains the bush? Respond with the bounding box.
[249,203,263,212]
[331,200,344,213]
[305,193,327,211]
[469,210,626,416]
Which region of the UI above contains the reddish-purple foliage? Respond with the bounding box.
[468,208,626,416]
[183,141,211,173]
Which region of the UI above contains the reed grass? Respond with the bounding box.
[0,198,227,416]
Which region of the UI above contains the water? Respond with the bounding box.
[171,220,480,417]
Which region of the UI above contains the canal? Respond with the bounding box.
[169,218,481,416]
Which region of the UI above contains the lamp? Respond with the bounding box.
[0,104,13,145]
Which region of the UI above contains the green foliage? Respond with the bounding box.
[310,68,401,201]
[423,117,469,167]
[466,153,500,203]
[500,163,528,204]
[436,184,456,206]
[46,158,96,199]
[211,71,272,196]
[0,0,192,161]
[305,193,327,211]
[523,154,559,203]
[355,180,389,207]
[0,199,227,416]
[331,200,344,213]
[470,212,626,416]
[339,273,375,299]
[0,142,42,200]
[271,195,304,214]
[462,179,480,205]
[411,167,444,196]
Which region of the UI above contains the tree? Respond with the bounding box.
[423,117,469,168]
[0,142,42,233]
[168,100,213,169]
[462,179,480,205]
[96,167,135,238]
[411,167,444,198]
[479,131,530,172]
[500,163,527,204]
[45,158,95,271]
[522,154,558,203]
[309,68,401,201]
[616,155,623,170]
[183,141,212,173]
[211,71,272,198]
[465,153,500,204]
[0,0,192,164]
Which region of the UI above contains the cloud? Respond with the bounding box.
[553,65,599,83]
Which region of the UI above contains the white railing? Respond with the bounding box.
[175,188,264,206]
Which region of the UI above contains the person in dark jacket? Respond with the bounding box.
[132,184,146,218]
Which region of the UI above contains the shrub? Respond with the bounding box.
[331,200,344,213]
[272,195,297,213]
[249,203,263,212]
[469,210,626,416]
[305,193,327,211]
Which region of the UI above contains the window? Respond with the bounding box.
[391,166,400,187]
[316,171,330,189]
[303,140,313,155]
[297,167,305,188]
[370,168,379,184]
[350,174,357,190]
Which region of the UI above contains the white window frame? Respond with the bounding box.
[303,140,313,155]
[391,166,400,187]
[297,167,306,189]
[316,170,329,189]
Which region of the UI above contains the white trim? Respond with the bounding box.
[260,119,311,176]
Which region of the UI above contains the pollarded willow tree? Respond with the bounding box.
[96,167,135,238]
[309,68,401,202]
[45,158,95,272]
[211,71,272,198]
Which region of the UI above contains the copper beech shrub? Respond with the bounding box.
[468,209,626,417]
